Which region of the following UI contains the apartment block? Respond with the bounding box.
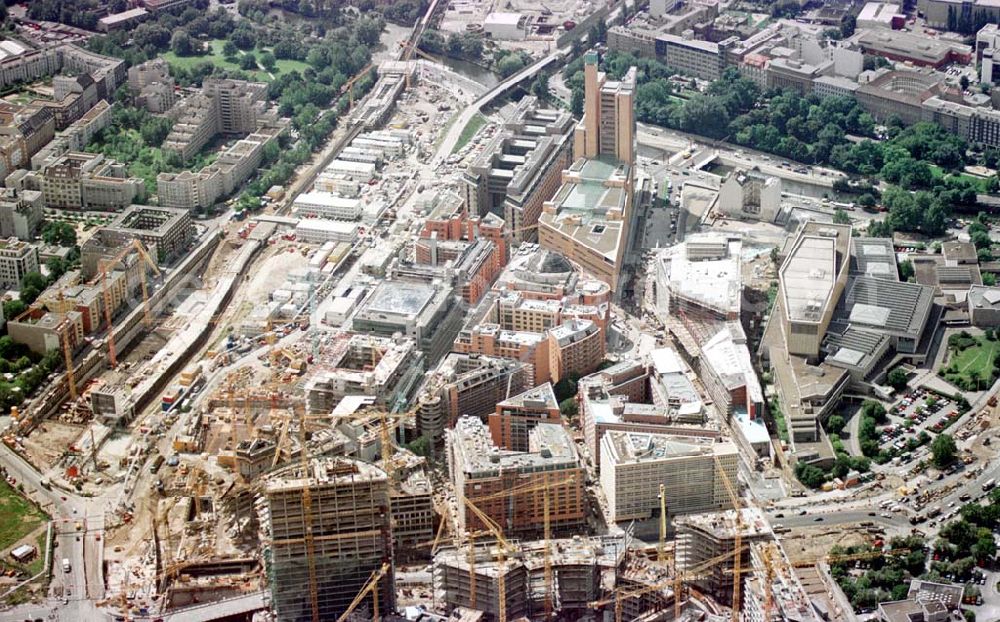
[454,287,607,386]
[599,430,739,522]
[417,353,531,445]
[0,42,122,103]
[0,102,55,177]
[129,59,176,114]
[163,78,268,161]
[856,70,945,126]
[920,0,1000,29]
[744,541,821,622]
[265,457,394,621]
[433,549,529,622]
[448,416,585,536]
[414,191,508,305]
[391,470,434,561]
[158,125,285,210]
[488,382,560,451]
[28,101,111,170]
[40,152,144,211]
[579,352,716,466]
[127,58,171,91]
[719,167,782,222]
[700,322,765,419]
[852,28,972,68]
[462,96,573,242]
[90,205,193,265]
[608,22,730,82]
[162,95,216,161]
[203,78,266,134]
[0,43,61,89]
[7,309,84,355]
[575,52,635,165]
[293,191,362,221]
[538,158,634,292]
[0,237,38,289]
[0,188,43,240]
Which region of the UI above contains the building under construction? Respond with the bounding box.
[264,457,394,621]
[675,508,772,607]
[743,541,820,622]
[433,535,626,622]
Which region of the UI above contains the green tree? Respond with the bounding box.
[861,399,888,423]
[531,74,550,103]
[898,260,914,281]
[826,414,846,435]
[223,40,239,59]
[674,95,729,139]
[497,53,528,79]
[2,299,25,320]
[41,221,77,247]
[931,433,957,469]
[795,462,826,488]
[886,368,908,391]
[355,15,385,47]
[833,208,851,224]
[559,397,578,417]
[45,256,68,281]
[239,52,258,71]
[170,29,193,56]
[840,14,857,38]
[570,88,584,116]
[404,436,430,457]
[259,52,276,72]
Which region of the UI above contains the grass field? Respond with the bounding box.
[952,337,999,375]
[163,39,311,83]
[0,480,47,553]
[452,112,488,154]
[929,164,992,191]
[942,334,1000,390]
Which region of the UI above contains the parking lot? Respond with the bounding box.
[878,388,961,464]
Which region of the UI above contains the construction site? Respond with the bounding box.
[0,8,960,622]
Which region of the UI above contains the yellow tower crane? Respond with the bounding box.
[336,562,390,622]
[462,495,516,622]
[468,474,576,618]
[94,239,160,368]
[589,547,739,622]
[658,483,667,566]
[298,407,321,622]
[715,455,743,622]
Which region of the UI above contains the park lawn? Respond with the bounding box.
[0,479,47,553]
[942,335,1000,388]
[163,39,271,82]
[929,164,991,191]
[452,112,488,154]
[273,57,311,75]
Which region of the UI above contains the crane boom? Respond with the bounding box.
[336,563,389,622]
[715,456,742,621]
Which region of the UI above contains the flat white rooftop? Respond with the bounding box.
[782,235,836,324]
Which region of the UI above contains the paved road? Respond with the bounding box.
[767,508,911,531]
[0,444,85,586]
[433,52,562,165]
